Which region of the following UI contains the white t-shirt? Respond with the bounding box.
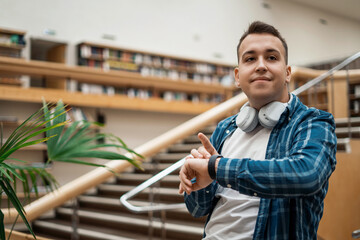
[204,125,272,240]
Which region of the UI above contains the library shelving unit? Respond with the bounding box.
[77,41,236,105]
[0,27,26,87]
[290,69,329,112]
[0,56,236,115]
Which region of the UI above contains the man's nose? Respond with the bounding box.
[255,57,267,72]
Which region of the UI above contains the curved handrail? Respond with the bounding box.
[120,51,360,213]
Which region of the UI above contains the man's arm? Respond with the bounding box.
[180,110,336,199]
[216,111,337,198]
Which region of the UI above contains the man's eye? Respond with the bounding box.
[268,56,277,60]
[245,57,255,62]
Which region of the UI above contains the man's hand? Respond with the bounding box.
[178,132,219,195]
[190,132,219,158]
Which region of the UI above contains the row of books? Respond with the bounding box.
[67,107,95,123]
[0,76,22,86]
[351,85,360,114]
[0,75,30,87]
[0,33,26,47]
[79,45,233,76]
[79,58,235,85]
[0,47,22,58]
[65,79,224,103]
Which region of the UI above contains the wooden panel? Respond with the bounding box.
[318,139,360,240]
[46,44,66,63]
[328,78,348,118]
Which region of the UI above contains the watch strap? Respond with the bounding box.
[208,154,222,180]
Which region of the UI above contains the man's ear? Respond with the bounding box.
[285,65,291,84]
[234,67,241,88]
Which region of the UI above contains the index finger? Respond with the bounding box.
[198,132,217,155]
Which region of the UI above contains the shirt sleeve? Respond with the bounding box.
[184,181,218,217]
[183,119,229,217]
[216,110,337,198]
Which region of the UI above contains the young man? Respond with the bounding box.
[179,21,337,239]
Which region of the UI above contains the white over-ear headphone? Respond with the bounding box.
[236,101,287,132]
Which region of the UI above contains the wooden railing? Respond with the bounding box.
[1,57,360,225]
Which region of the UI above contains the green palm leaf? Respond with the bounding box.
[0,177,36,239]
[0,100,142,239]
[43,101,143,169]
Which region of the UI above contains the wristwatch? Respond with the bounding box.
[208,154,222,180]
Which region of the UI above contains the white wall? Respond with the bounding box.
[0,0,359,66]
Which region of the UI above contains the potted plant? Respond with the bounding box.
[0,100,142,239]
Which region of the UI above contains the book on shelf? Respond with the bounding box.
[0,46,22,58]
[67,107,95,123]
[80,45,91,58]
[105,60,138,72]
[127,88,151,99]
[354,85,360,97]
[0,76,22,86]
[66,79,78,92]
[220,74,235,87]
[0,33,25,47]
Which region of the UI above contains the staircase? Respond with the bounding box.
[335,117,360,152]
[31,125,215,240]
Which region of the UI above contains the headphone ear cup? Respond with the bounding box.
[236,106,259,132]
[258,102,286,129]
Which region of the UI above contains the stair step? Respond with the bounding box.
[197,125,217,134]
[335,126,360,138]
[33,219,158,240]
[151,152,188,163]
[183,133,212,144]
[335,117,360,127]
[167,143,202,153]
[135,162,178,174]
[77,195,205,223]
[97,184,183,202]
[54,207,203,240]
[117,173,180,188]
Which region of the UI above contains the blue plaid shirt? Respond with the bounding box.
[184,94,337,239]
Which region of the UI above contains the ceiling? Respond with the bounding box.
[285,0,360,22]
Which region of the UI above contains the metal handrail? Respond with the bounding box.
[120,51,360,213]
[292,51,360,96]
[120,157,186,212]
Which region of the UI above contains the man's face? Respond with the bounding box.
[234,33,291,110]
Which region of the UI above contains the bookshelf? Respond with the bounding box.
[0,56,236,114]
[291,75,329,112]
[0,27,26,87]
[77,42,235,104]
[0,28,26,57]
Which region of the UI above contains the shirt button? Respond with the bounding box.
[206,191,210,193]
[254,192,258,196]
[227,184,231,188]
[226,130,230,134]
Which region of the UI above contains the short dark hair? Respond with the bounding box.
[237,21,288,64]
